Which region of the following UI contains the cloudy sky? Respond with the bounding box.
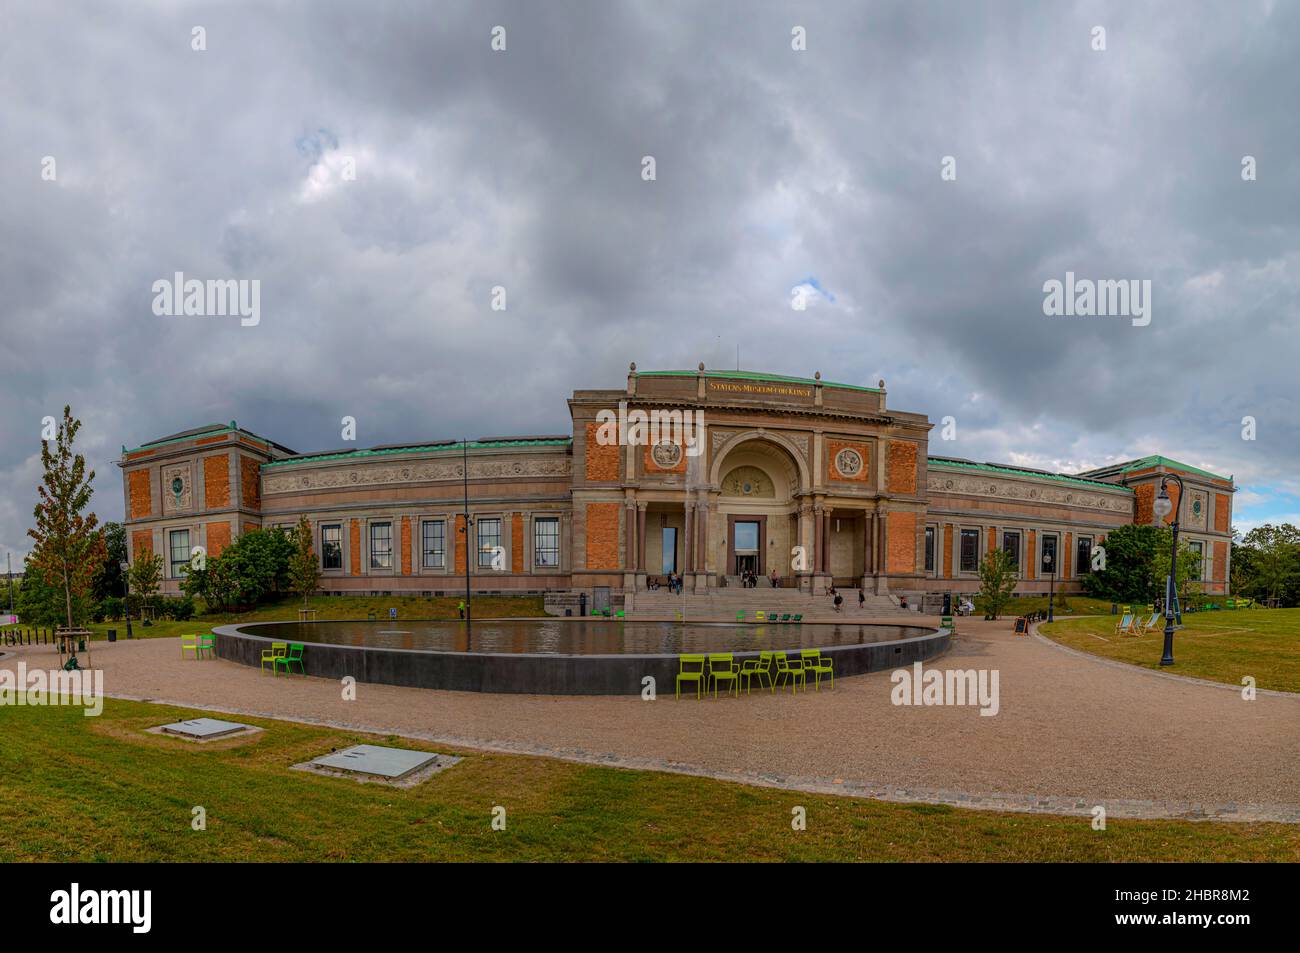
[3,0,1298,561]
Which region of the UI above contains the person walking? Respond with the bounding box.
[858,589,865,610]
[457,599,465,620]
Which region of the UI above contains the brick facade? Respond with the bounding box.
[886,440,917,494]
[401,517,412,575]
[585,502,620,570]
[511,514,524,572]
[206,521,231,558]
[131,529,153,559]
[128,470,152,518]
[827,440,870,483]
[350,520,361,575]
[239,456,261,508]
[203,453,230,508]
[886,511,916,574]
[1214,494,1230,533]
[584,423,620,481]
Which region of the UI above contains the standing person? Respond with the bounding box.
[457,599,465,620]
[858,589,865,610]
[834,592,843,612]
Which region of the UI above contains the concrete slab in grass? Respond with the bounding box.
[294,743,461,787]
[150,717,262,742]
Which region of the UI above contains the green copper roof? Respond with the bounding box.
[636,369,880,393]
[261,437,572,469]
[1113,455,1232,483]
[123,422,286,455]
[928,458,1134,492]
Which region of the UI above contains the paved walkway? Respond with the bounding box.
[5,618,1297,821]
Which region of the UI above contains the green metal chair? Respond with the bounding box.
[707,653,740,698]
[791,614,802,623]
[260,641,288,674]
[768,609,779,623]
[801,649,834,690]
[196,633,216,659]
[676,654,706,699]
[273,642,305,676]
[180,634,200,659]
[774,652,806,693]
[941,615,954,629]
[740,651,774,694]
[780,613,791,622]
[735,610,745,622]
[615,610,625,619]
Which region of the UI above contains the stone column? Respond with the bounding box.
[822,510,832,573]
[684,503,695,573]
[636,504,647,574]
[862,510,873,585]
[814,504,825,573]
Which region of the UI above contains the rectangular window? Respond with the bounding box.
[1076,536,1093,576]
[422,520,445,569]
[369,522,393,570]
[924,527,935,573]
[1187,540,1204,579]
[661,527,677,574]
[1002,531,1021,570]
[959,529,980,573]
[534,517,559,569]
[321,524,342,570]
[477,517,501,569]
[169,529,190,578]
[1041,534,1058,576]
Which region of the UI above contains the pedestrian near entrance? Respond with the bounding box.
[858,589,865,609]
[458,600,465,620]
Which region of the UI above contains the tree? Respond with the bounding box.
[1234,524,1300,605]
[27,405,106,629]
[129,552,163,619]
[288,515,321,608]
[1151,529,1202,610]
[93,521,128,603]
[180,528,295,612]
[977,548,1017,620]
[1081,524,1163,603]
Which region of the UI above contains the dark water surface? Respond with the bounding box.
[240,619,936,656]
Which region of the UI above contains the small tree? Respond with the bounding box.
[288,515,321,608]
[27,405,106,629]
[129,552,163,620]
[977,548,1017,620]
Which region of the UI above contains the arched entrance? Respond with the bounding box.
[711,435,807,585]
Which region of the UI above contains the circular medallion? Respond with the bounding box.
[652,440,682,468]
[170,476,184,497]
[1192,499,1202,516]
[834,448,863,478]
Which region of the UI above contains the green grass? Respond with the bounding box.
[974,594,1116,617]
[1040,607,1300,694]
[1,593,548,644]
[0,699,1295,862]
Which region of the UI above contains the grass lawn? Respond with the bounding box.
[974,594,1117,617]
[1,593,548,644]
[1040,607,1300,694]
[0,699,1295,862]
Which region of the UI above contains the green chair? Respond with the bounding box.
[780,613,791,622]
[615,610,625,619]
[740,652,774,694]
[260,641,288,674]
[941,615,955,630]
[196,633,216,659]
[801,649,834,690]
[755,611,766,622]
[676,654,706,699]
[273,642,305,676]
[774,652,806,693]
[180,634,200,659]
[707,653,740,698]
[736,610,745,622]
[768,609,779,623]
[791,614,802,623]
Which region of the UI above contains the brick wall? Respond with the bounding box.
[886,511,916,574]
[1064,532,1073,576]
[827,440,871,483]
[401,517,412,575]
[1026,530,1036,580]
[1214,494,1230,533]
[886,441,917,494]
[454,516,467,574]
[128,470,152,519]
[350,520,361,575]
[131,529,153,560]
[203,454,230,508]
[585,502,620,570]
[943,526,953,578]
[239,456,261,508]
[205,521,231,558]
[1213,540,1227,583]
[511,514,524,572]
[584,423,620,481]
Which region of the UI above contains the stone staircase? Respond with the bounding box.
[627,586,915,620]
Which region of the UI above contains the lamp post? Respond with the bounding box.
[1153,474,1185,666]
[120,560,133,639]
[1044,547,1056,623]
[461,439,472,626]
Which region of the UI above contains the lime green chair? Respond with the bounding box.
[707,653,740,698]
[676,654,706,699]
[801,649,834,690]
[755,611,766,622]
[774,652,806,693]
[735,610,745,622]
[740,652,774,694]
[260,641,287,674]
[180,634,200,659]
[273,642,305,676]
[196,633,216,659]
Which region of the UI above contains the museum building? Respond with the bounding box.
[118,366,1235,606]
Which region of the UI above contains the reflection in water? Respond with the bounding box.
[242,619,932,656]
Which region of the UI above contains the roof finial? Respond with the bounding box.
[878,379,885,389]
[698,361,705,372]
[629,361,636,371]
[814,371,821,380]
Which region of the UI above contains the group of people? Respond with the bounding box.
[650,573,684,594]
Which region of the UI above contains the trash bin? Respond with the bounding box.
[78,638,87,653]
[1111,603,1118,615]
[565,608,572,617]
[107,629,117,642]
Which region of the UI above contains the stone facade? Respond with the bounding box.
[118,369,1236,598]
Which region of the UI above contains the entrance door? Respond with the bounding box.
[733,520,759,576]
[735,553,757,575]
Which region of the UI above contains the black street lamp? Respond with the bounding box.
[1044,547,1056,622]
[120,560,134,639]
[1153,474,1185,666]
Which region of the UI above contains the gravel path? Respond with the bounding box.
[6,619,1297,821]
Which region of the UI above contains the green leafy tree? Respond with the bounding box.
[1081,524,1163,603]
[180,528,295,611]
[27,406,106,629]
[977,548,1017,620]
[1233,524,1300,605]
[93,521,128,602]
[288,515,321,608]
[1152,529,1203,609]
[129,551,163,618]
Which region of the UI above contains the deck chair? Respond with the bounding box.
[1135,612,1162,636]
[1114,613,1137,636]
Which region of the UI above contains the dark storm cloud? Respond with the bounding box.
[2,0,1298,558]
